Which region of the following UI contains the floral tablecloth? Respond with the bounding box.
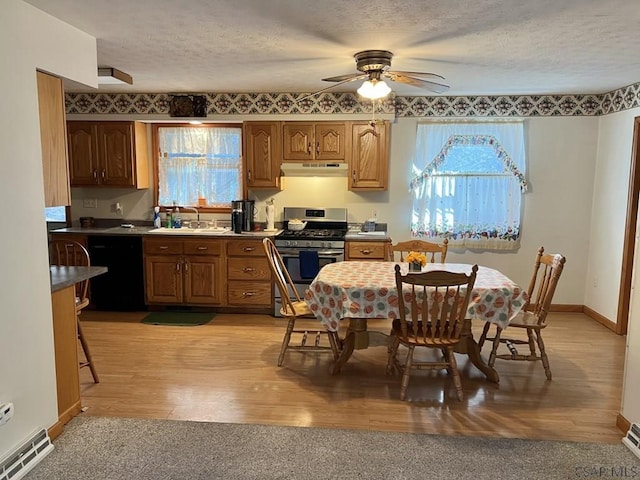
[304,262,528,333]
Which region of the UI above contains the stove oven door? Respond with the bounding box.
[273,248,344,317]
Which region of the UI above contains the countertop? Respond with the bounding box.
[51,227,390,241]
[50,265,108,292]
[345,231,391,242]
[50,226,282,238]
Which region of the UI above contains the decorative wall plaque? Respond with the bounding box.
[169,94,207,117]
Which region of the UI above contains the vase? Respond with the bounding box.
[409,262,423,272]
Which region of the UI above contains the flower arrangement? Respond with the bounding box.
[406,251,427,271]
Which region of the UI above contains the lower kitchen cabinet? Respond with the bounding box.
[346,241,390,261]
[226,239,273,307]
[143,238,223,305]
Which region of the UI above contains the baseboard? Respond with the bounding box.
[618,413,631,434]
[550,304,583,313]
[583,305,618,333]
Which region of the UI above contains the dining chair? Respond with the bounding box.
[387,238,448,263]
[388,263,478,401]
[49,239,100,383]
[477,246,566,380]
[262,238,341,366]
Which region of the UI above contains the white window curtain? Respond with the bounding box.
[158,126,242,208]
[410,121,527,250]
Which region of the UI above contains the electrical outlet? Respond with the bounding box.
[82,198,97,208]
[0,402,14,426]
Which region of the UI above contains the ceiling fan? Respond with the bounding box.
[298,50,450,101]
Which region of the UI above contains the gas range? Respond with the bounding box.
[274,207,348,249]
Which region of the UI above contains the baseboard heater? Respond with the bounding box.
[623,422,640,460]
[0,428,53,480]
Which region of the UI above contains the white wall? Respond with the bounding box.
[0,0,96,460]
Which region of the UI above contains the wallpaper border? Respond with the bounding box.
[65,82,640,118]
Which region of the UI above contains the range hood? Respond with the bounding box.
[280,162,348,177]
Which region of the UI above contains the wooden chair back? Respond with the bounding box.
[262,238,304,317]
[388,238,448,263]
[394,263,477,344]
[524,246,567,325]
[49,238,90,304]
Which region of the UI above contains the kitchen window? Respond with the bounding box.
[410,121,527,250]
[153,124,243,211]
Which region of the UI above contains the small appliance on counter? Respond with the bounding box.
[231,200,256,233]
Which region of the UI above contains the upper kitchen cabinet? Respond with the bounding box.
[282,122,346,162]
[349,121,390,191]
[37,71,71,207]
[67,121,149,188]
[243,121,282,190]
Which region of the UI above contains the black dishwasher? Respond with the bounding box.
[88,235,146,311]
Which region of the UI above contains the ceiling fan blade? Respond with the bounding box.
[384,72,450,94]
[322,73,367,83]
[296,76,365,103]
[390,70,446,81]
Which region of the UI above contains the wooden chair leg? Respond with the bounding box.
[399,346,414,401]
[527,328,537,356]
[386,334,401,376]
[478,322,492,350]
[446,347,464,401]
[277,317,296,366]
[77,319,99,383]
[488,326,503,368]
[327,331,341,361]
[534,330,552,380]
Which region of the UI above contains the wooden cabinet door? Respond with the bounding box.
[37,71,71,207]
[283,123,314,161]
[349,121,389,191]
[244,122,282,189]
[68,122,99,186]
[315,123,346,161]
[184,255,223,305]
[144,255,183,303]
[98,122,135,186]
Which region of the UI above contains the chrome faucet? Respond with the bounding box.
[182,206,200,226]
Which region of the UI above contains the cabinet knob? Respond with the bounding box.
[243,247,255,252]
[248,170,252,182]
[315,142,320,155]
[242,291,256,297]
[242,267,255,272]
[352,170,356,185]
[307,142,312,155]
[175,262,181,272]
[92,169,98,182]
[101,169,106,180]
[196,246,207,251]
[159,246,169,250]
[360,249,372,255]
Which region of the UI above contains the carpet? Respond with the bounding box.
[23,416,639,480]
[141,311,215,326]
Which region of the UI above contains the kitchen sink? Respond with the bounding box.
[148,227,232,235]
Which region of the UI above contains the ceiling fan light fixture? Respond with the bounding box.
[97,67,133,85]
[357,79,391,100]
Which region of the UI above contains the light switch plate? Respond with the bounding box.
[83,198,97,208]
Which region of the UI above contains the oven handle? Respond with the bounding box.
[279,250,344,258]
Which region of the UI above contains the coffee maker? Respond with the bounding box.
[241,200,255,231]
[231,200,244,233]
[231,200,256,233]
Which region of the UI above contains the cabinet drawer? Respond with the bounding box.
[227,281,272,306]
[347,241,387,260]
[227,240,264,257]
[227,257,271,281]
[143,238,183,255]
[183,239,222,256]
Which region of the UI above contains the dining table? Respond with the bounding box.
[304,261,528,382]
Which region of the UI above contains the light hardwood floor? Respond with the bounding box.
[77,310,625,443]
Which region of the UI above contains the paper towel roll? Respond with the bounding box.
[266,204,275,230]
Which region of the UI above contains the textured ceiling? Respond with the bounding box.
[24,0,640,96]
